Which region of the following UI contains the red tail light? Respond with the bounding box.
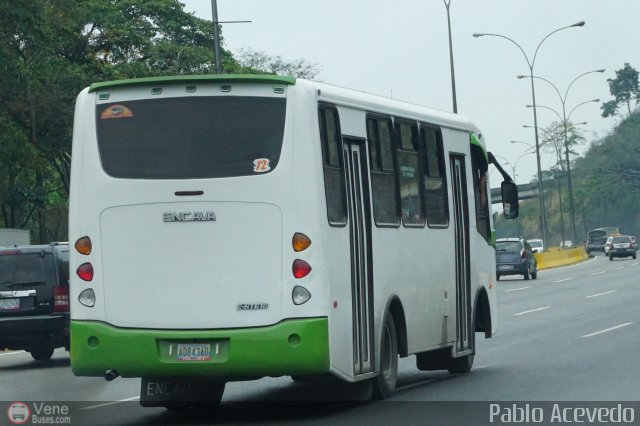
[77,262,94,282]
[53,286,70,312]
[520,249,526,260]
[292,259,312,279]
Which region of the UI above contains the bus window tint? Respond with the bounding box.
[367,116,400,226]
[420,126,449,226]
[96,96,286,179]
[319,105,347,225]
[395,121,424,226]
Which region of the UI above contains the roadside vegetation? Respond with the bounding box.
[0,0,318,243]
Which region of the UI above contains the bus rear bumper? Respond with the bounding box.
[70,318,329,379]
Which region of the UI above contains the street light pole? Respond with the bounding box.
[443,0,457,113]
[210,1,251,74]
[518,69,604,242]
[211,0,222,74]
[473,21,585,249]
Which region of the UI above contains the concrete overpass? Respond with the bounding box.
[491,182,538,204]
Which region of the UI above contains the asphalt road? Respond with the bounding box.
[1,251,638,425]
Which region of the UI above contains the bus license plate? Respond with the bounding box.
[176,343,211,361]
[0,298,19,311]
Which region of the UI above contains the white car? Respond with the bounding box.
[528,239,544,253]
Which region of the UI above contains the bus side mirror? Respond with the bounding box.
[501,181,519,219]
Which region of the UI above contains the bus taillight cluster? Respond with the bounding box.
[291,233,312,305]
[75,236,96,307]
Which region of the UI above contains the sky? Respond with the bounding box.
[183,0,638,187]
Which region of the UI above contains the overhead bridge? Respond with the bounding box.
[491,183,538,204]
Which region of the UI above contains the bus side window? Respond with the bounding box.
[319,105,347,226]
[471,143,490,241]
[367,115,400,227]
[394,120,425,227]
[419,125,449,227]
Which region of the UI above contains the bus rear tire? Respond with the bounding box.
[373,314,398,399]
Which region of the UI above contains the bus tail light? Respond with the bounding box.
[292,259,312,278]
[75,236,92,255]
[53,286,70,312]
[292,233,312,252]
[77,263,94,281]
[292,286,311,305]
[78,289,96,307]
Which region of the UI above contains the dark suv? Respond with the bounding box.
[0,243,70,361]
[496,238,538,281]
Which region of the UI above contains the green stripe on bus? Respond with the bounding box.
[89,74,296,93]
[70,318,329,378]
[470,133,488,163]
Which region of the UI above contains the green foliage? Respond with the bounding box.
[0,0,319,242]
[496,110,640,245]
[601,63,640,117]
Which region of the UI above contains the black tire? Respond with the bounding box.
[523,267,530,280]
[531,269,537,280]
[609,255,613,261]
[373,314,398,399]
[30,345,54,361]
[633,254,637,260]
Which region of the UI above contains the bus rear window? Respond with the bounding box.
[96,96,286,179]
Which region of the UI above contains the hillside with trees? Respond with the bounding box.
[495,63,640,244]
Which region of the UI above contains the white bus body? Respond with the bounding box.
[69,75,502,402]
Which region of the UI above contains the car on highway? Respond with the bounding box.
[528,238,544,253]
[606,235,636,260]
[0,243,70,361]
[495,238,538,281]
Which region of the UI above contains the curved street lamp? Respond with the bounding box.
[518,69,604,242]
[473,21,585,249]
[525,98,600,242]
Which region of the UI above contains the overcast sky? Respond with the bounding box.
[183,0,638,186]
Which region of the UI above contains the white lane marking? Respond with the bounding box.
[0,350,26,357]
[505,286,531,293]
[81,396,140,410]
[553,278,573,283]
[615,267,625,270]
[588,270,606,276]
[514,306,550,316]
[630,263,638,266]
[586,290,616,299]
[582,323,632,338]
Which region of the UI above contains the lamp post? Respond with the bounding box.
[443,0,457,113]
[210,0,251,74]
[496,151,535,184]
[525,98,600,243]
[518,69,605,242]
[473,21,585,250]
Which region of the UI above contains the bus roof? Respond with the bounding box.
[88,74,296,93]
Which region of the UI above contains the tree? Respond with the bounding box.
[601,63,640,118]
[235,48,322,79]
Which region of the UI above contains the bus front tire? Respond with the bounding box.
[374,314,398,399]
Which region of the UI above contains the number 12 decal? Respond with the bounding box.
[253,158,271,173]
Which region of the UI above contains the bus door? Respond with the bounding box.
[343,136,375,376]
[449,154,472,355]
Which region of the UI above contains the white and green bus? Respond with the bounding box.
[69,74,518,406]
